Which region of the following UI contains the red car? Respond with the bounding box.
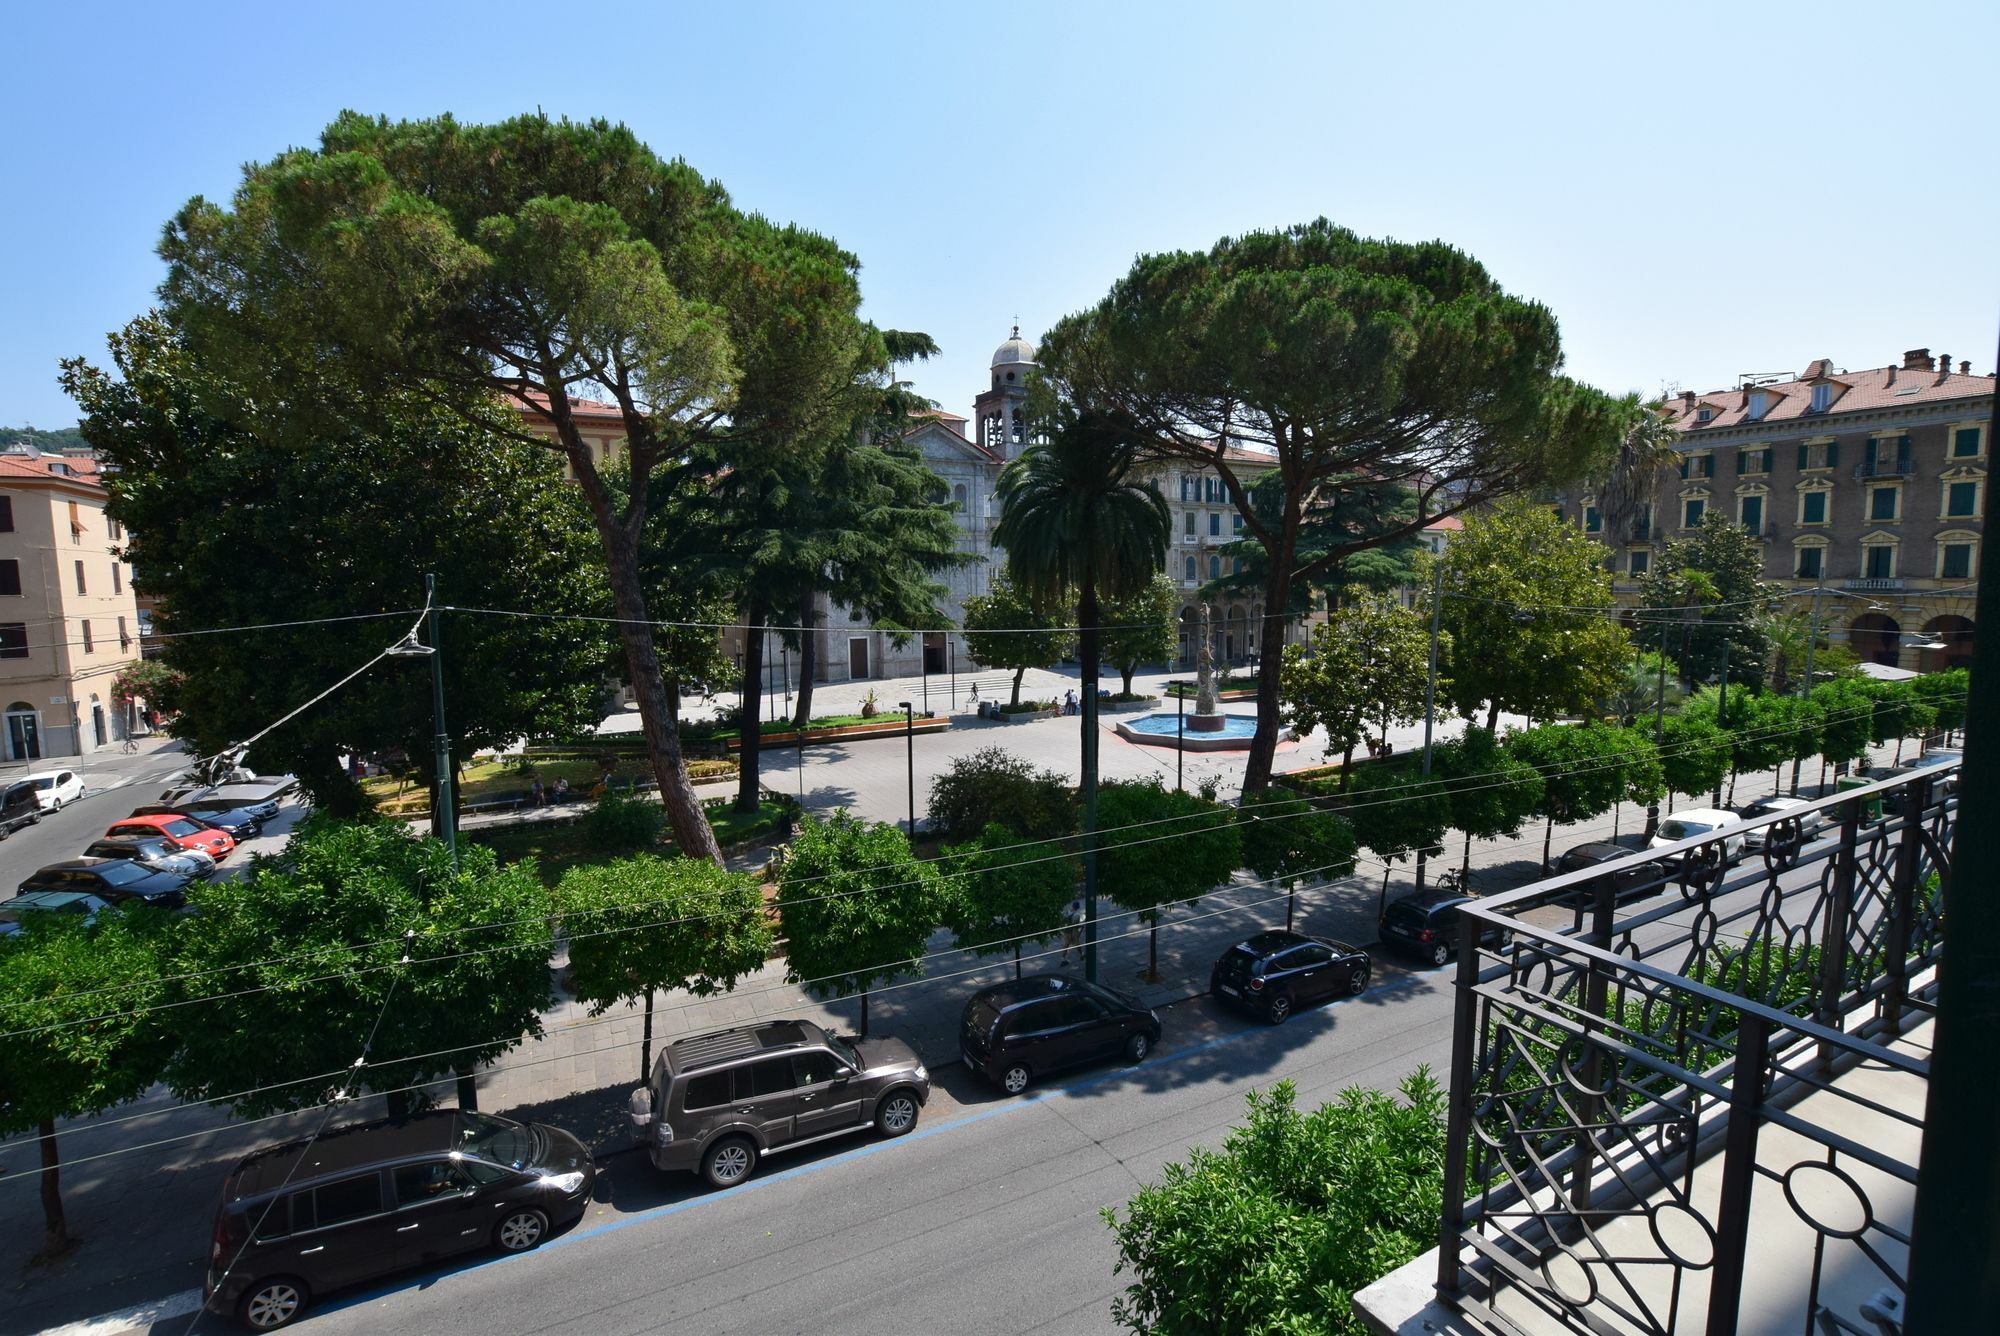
[105,814,236,861]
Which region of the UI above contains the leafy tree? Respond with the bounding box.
[1100,571,1180,695]
[776,813,951,1037]
[1037,220,1624,791]
[1504,723,1650,871]
[155,114,885,863]
[1812,679,1877,781]
[1913,668,1969,741]
[1642,513,1778,685]
[1437,499,1632,730]
[961,572,1072,706]
[1758,607,1835,695]
[557,854,771,1078]
[1863,679,1936,765]
[110,658,186,728]
[166,820,554,1117]
[1097,780,1242,981]
[0,907,174,1260]
[1281,600,1438,786]
[1592,396,1683,545]
[1601,650,1682,728]
[581,787,667,851]
[1340,765,1452,913]
[1658,711,1730,808]
[926,746,1076,843]
[941,823,1077,978]
[1237,787,1357,930]
[1102,1071,1447,1336]
[1210,470,1426,612]
[62,318,610,813]
[1434,727,1544,875]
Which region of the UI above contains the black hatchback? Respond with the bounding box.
[1378,888,1508,967]
[960,974,1160,1096]
[18,857,191,910]
[1554,842,1670,906]
[1210,930,1371,1024]
[205,1109,594,1331]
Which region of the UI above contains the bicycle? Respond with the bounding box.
[119,736,140,754]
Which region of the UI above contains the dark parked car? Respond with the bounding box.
[960,974,1160,1096]
[1378,888,1508,967]
[18,857,191,909]
[627,1018,930,1190]
[131,802,264,841]
[0,780,43,838]
[204,1109,594,1331]
[1209,930,1371,1024]
[0,890,111,936]
[1554,842,1671,904]
[84,834,216,879]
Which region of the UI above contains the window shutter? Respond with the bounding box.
[1897,435,1911,464]
[1702,454,1715,478]
[1797,444,1808,470]
[1735,451,1746,475]
[1827,441,1839,467]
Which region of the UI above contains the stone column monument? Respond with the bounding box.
[1190,604,1224,732]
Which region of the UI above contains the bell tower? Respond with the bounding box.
[973,323,1037,461]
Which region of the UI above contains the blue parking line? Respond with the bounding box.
[303,978,1408,1322]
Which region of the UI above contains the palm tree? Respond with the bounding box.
[1597,394,1682,545]
[996,410,1169,982]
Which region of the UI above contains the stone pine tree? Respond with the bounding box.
[157,113,884,864]
[1036,220,1624,790]
[961,573,1073,707]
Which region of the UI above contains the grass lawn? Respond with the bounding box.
[469,799,792,887]
[681,712,898,743]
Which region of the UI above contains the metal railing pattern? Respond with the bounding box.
[1434,767,1954,1336]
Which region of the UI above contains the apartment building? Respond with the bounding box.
[1571,348,1990,671]
[0,446,143,758]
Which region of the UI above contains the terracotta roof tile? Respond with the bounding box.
[0,454,105,487]
[1664,361,1993,434]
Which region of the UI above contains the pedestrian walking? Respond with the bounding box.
[1059,894,1084,965]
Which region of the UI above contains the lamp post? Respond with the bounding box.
[1416,561,1445,890]
[1174,680,1187,792]
[1711,644,1731,808]
[388,573,456,871]
[898,701,915,835]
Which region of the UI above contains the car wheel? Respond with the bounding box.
[237,1277,309,1331]
[493,1206,547,1253]
[1000,1062,1032,1096]
[1265,993,1293,1025]
[49,798,61,812]
[1428,942,1451,967]
[702,1136,757,1189]
[877,1089,920,1137]
[1346,967,1369,996]
[1124,1031,1151,1063]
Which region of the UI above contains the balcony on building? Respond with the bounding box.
[1353,764,1957,1336]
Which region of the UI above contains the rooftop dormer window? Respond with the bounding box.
[1810,383,1831,412]
[1695,407,1714,424]
[1747,390,1768,421]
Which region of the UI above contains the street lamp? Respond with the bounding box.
[1171,680,1187,792]
[898,701,915,836]
[388,573,455,871]
[1709,645,1731,808]
[1416,561,1444,889]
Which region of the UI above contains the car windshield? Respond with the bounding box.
[824,1033,862,1068]
[93,861,152,886]
[161,819,206,837]
[1659,820,1711,840]
[457,1112,538,1169]
[31,777,53,791]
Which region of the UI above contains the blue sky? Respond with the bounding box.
[4,1,1996,430]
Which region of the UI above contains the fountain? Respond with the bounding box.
[1113,605,1261,751]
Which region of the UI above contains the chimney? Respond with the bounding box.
[1937,353,1949,373]
[1680,390,1696,410]
[1960,360,1972,375]
[1802,357,1831,380]
[1902,347,1932,370]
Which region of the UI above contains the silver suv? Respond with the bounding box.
[628,1019,929,1189]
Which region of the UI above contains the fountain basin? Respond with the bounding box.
[1114,712,1260,751]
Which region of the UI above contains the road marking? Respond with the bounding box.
[36,1288,201,1336]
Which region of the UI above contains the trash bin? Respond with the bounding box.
[1834,774,1885,824]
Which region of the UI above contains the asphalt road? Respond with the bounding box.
[232,969,1460,1336]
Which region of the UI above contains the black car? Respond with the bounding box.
[960,974,1160,1096]
[0,890,111,936]
[205,1109,594,1331]
[18,857,192,910]
[1554,842,1671,906]
[1210,930,1371,1024]
[131,802,264,841]
[1378,888,1508,967]
[0,779,42,838]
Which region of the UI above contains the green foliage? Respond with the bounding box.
[1281,600,1439,779]
[110,658,186,718]
[1657,711,1730,799]
[941,823,1076,962]
[1342,765,1451,864]
[1505,723,1649,826]
[1435,727,1545,843]
[1862,679,1937,751]
[1641,514,1777,683]
[1099,572,1181,694]
[1912,668,1969,736]
[1811,679,1876,768]
[996,408,1172,614]
[1601,650,1681,727]
[165,819,554,1117]
[62,317,612,810]
[926,746,1077,844]
[962,572,1073,706]
[1102,1071,1447,1336]
[776,813,951,1026]
[583,788,667,852]
[1210,470,1425,612]
[1035,219,1624,790]
[556,854,770,1014]
[1097,780,1244,920]
[1436,499,1632,726]
[0,424,89,453]
[1728,691,1818,777]
[1237,787,1357,886]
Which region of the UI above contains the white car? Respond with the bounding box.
[24,769,84,812]
[1736,795,1827,852]
[1648,807,1748,865]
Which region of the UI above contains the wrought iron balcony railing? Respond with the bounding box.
[1433,766,1954,1336]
